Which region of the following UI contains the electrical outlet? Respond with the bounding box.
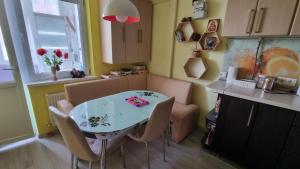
[219,71,227,81]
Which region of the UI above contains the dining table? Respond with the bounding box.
[69,90,169,169]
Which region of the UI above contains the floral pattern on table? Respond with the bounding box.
[136,91,159,98]
[80,115,111,127]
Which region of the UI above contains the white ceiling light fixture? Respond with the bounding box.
[102,0,140,23]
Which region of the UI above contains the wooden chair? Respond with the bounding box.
[127,97,175,169]
[49,106,126,169]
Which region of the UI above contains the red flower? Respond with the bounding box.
[37,48,47,56]
[54,49,63,58]
[64,52,69,59]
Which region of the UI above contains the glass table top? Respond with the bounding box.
[69,90,168,134]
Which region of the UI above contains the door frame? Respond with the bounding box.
[0,0,34,145]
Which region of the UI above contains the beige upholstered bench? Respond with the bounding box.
[58,73,199,143]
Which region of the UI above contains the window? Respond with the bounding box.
[0,24,8,63]
[32,0,60,15]
[20,0,87,77]
[0,23,14,83]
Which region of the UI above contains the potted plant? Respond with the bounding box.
[36,48,69,81]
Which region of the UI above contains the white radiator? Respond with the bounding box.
[46,92,65,126]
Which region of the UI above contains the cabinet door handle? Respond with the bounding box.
[246,9,256,33]
[122,26,126,42]
[140,29,143,43]
[137,29,140,43]
[255,8,266,33]
[247,104,255,127]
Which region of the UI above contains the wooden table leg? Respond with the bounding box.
[100,139,108,169]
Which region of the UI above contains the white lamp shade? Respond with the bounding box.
[102,0,140,23]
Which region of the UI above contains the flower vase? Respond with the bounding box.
[51,66,58,81]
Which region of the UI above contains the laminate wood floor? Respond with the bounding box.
[0,130,238,169]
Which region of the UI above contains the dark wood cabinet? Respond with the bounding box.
[294,114,300,128]
[213,95,297,169]
[278,120,300,168]
[285,127,300,155]
[278,152,300,169]
[243,104,295,169]
[214,95,257,163]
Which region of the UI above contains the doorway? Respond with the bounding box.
[0,0,33,145]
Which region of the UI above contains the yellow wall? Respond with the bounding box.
[28,0,130,135]
[149,0,228,128]
[149,0,174,76]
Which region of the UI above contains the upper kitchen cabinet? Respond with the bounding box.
[251,0,298,36]
[222,0,259,37]
[100,0,153,64]
[290,2,300,36]
[137,0,153,63]
[222,0,298,37]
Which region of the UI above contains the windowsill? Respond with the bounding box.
[26,75,99,87]
[0,82,16,88]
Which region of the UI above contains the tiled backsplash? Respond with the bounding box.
[223,38,300,81]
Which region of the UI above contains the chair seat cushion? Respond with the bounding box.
[170,102,199,143]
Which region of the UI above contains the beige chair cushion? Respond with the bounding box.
[57,99,74,114]
[128,97,175,143]
[49,106,99,161]
[170,102,199,143]
[65,77,129,106]
[147,74,192,105]
[50,106,126,161]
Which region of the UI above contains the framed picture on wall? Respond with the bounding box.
[204,36,217,49]
[207,19,220,33]
[192,0,208,19]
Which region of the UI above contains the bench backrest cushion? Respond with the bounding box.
[127,73,147,90]
[65,77,129,106]
[147,74,192,105]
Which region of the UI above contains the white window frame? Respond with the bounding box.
[0,24,9,66]
[8,0,89,83]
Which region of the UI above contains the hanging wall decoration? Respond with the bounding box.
[207,19,220,32]
[198,19,221,51]
[192,0,208,19]
[184,43,208,79]
[199,32,221,50]
[175,17,201,42]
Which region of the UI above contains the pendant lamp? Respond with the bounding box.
[102,0,140,23]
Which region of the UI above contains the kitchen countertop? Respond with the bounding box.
[207,80,300,112]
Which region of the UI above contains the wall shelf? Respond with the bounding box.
[175,22,200,42]
[184,57,207,78]
[198,32,221,50]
